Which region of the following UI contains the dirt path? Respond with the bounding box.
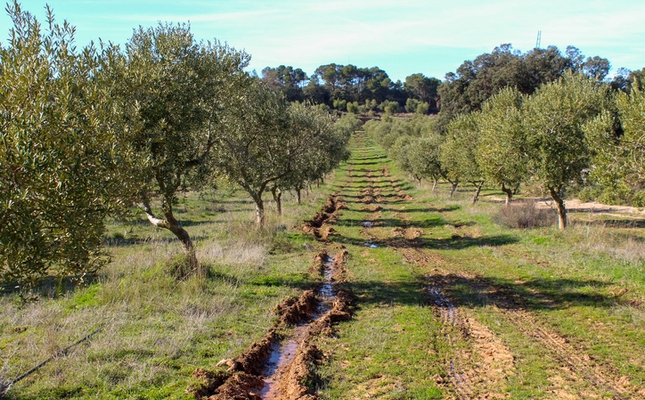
[344,148,515,399]
[188,195,354,400]
[401,241,639,399]
[334,133,641,399]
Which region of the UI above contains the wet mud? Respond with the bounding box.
[302,195,346,240]
[190,230,353,400]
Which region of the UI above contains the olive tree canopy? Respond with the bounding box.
[113,22,249,272]
[0,2,141,287]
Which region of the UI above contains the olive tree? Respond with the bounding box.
[523,72,611,229]
[217,81,337,226]
[271,104,353,212]
[477,87,528,205]
[441,113,484,201]
[616,89,645,188]
[585,88,645,206]
[114,23,249,270]
[407,132,446,190]
[0,3,140,287]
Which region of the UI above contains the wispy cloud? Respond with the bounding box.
[3,0,644,79]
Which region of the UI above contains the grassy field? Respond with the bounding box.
[2,131,645,399]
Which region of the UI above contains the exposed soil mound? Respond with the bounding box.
[302,196,345,240]
[331,249,349,283]
[275,290,317,325]
[227,330,281,376]
[361,204,382,212]
[186,369,231,399]
[318,225,336,241]
[309,289,355,336]
[310,251,329,276]
[204,372,264,400]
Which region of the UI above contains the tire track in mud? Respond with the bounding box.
[401,248,515,400]
[402,246,639,399]
[188,196,355,400]
[349,154,513,398]
[349,160,513,399]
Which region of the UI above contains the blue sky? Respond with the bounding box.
[2,0,644,82]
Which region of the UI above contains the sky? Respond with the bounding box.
[2,0,644,82]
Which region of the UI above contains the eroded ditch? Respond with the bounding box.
[189,196,354,400]
[301,195,346,241]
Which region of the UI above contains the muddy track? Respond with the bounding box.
[395,239,513,398]
[301,195,347,241]
[347,160,513,399]
[188,197,355,400]
[369,161,635,398]
[401,246,640,399]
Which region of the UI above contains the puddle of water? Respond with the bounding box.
[261,254,339,399]
[260,332,303,398]
[362,221,373,228]
[317,255,335,314]
[363,241,378,248]
[428,287,457,325]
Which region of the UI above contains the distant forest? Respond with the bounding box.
[259,43,645,122]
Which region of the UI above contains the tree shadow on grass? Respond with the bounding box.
[208,269,314,292]
[379,204,461,214]
[103,234,209,247]
[351,160,388,166]
[331,232,518,250]
[0,273,101,299]
[427,273,626,312]
[574,219,645,229]
[334,216,448,229]
[346,273,625,313]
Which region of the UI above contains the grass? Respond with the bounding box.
[0,188,327,399]
[2,131,645,399]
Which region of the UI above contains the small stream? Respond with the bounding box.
[260,254,337,399]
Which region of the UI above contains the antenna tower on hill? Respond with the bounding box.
[536,31,542,49]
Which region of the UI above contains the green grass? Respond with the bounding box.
[2,130,645,399]
[0,187,328,399]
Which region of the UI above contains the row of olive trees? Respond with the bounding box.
[0,3,355,287]
[368,72,644,230]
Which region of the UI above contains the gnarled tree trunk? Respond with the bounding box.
[501,183,513,206]
[271,185,282,216]
[253,196,265,226]
[548,186,568,229]
[472,181,484,204]
[447,178,459,198]
[141,200,199,277]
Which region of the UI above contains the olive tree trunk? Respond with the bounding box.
[471,181,484,204]
[447,178,459,198]
[501,183,514,206]
[548,187,568,230]
[271,185,282,216]
[141,200,199,275]
[253,196,265,226]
